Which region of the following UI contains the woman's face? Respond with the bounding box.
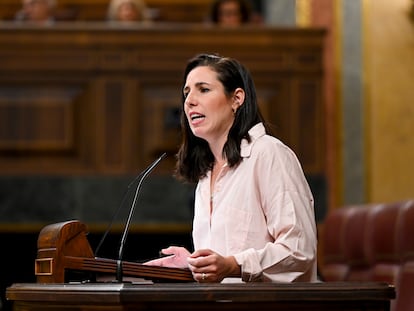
[218,0,243,26]
[117,2,140,21]
[183,66,238,145]
[23,0,52,22]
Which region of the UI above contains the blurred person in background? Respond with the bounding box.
[15,0,56,24]
[209,0,262,27]
[107,0,149,23]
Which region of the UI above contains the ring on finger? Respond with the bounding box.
[202,273,206,280]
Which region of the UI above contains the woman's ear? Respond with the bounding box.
[232,87,245,112]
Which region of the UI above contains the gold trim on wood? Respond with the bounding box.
[35,258,53,276]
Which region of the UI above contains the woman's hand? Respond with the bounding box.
[142,246,191,269]
[187,249,241,283]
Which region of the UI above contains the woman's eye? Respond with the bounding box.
[200,87,209,93]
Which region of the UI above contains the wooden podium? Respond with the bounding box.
[34,220,194,283]
[7,221,396,310]
[6,282,395,311]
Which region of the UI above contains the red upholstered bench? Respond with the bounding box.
[320,200,414,311]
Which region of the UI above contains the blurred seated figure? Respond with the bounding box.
[15,0,56,24]
[209,0,253,27]
[107,0,149,23]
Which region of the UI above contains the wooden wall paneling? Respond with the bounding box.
[0,78,100,174]
[73,79,98,172]
[266,79,294,154]
[0,25,326,177]
[95,77,132,173]
[140,85,182,173]
[0,86,74,151]
[291,77,324,174]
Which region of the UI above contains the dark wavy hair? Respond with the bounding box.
[174,53,271,183]
[210,0,252,24]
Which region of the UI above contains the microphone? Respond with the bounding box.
[94,167,152,258]
[116,152,167,282]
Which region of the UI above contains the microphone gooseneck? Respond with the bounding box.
[94,172,145,258]
[116,152,167,282]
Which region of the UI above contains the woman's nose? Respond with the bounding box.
[184,94,196,106]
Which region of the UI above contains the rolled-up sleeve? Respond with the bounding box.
[234,138,317,282]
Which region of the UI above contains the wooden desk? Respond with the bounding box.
[0,23,325,176]
[6,282,395,311]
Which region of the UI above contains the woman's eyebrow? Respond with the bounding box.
[184,81,210,91]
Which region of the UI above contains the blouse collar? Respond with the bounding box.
[240,123,265,158]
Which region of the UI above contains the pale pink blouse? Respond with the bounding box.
[192,123,317,282]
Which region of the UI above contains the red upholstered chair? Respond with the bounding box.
[394,200,414,311]
[365,202,402,285]
[394,261,414,311]
[343,205,373,281]
[363,202,403,311]
[320,207,352,281]
[396,200,414,263]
